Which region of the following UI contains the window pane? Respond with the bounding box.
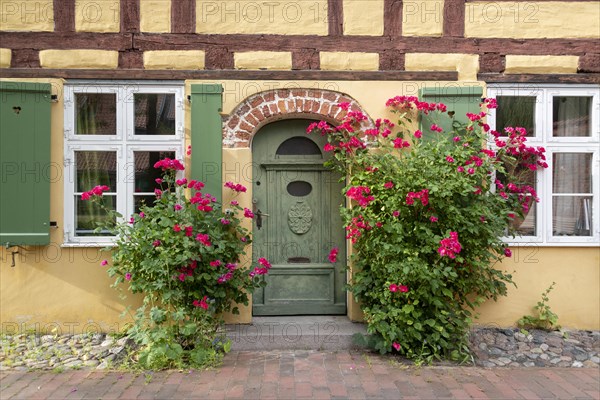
[75,195,116,236]
[496,96,536,137]
[134,195,157,213]
[134,94,176,135]
[512,202,537,237]
[134,151,176,193]
[553,196,593,236]
[75,93,116,135]
[502,169,537,237]
[276,137,322,156]
[552,153,592,194]
[553,96,592,137]
[75,151,117,192]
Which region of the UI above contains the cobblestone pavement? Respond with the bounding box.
[1,350,599,399]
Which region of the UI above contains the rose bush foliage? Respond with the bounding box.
[309,97,547,362]
[84,158,269,369]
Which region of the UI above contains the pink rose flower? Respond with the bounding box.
[328,247,339,263]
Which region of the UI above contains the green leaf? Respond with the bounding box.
[150,307,166,324]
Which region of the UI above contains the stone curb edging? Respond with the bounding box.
[1,328,598,371]
[470,327,600,368]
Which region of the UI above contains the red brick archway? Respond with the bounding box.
[222,89,372,148]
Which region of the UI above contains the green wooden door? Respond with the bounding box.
[252,119,347,315]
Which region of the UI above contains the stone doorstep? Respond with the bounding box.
[225,316,368,351]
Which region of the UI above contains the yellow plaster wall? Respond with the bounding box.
[191,79,599,330]
[1,78,598,331]
[144,50,205,70]
[0,247,139,334]
[320,52,380,71]
[75,0,120,32]
[40,50,119,69]
[465,2,600,39]
[0,48,11,68]
[221,148,254,323]
[405,53,479,81]
[234,51,293,70]
[475,247,600,329]
[0,0,54,31]
[195,0,328,35]
[140,0,171,33]
[0,78,138,334]
[343,0,384,36]
[504,55,579,74]
[201,80,479,120]
[402,0,444,37]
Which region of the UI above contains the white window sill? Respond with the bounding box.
[61,242,115,248]
[504,240,600,248]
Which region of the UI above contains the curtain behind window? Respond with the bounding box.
[552,97,592,236]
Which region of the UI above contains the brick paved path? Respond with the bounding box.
[1,350,599,399]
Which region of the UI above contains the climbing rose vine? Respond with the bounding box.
[309,97,547,362]
[84,157,269,369]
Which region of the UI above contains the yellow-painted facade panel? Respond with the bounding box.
[476,247,600,329]
[195,0,328,35]
[220,148,254,324]
[1,79,598,332]
[465,2,600,39]
[75,0,120,32]
[405,53,479,81]
[0,48,11,68]
[140,0,171,33]
[0,77,137,334]
[505,55,579,74]
[0,0,54,31]
[343,0,384,36]
[320,52,380,71]
[144,50,205,70]
[402,0,444,37]
[234,51,292,70]
[39,50,119,69]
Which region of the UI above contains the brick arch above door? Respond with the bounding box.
[222,89,372,148]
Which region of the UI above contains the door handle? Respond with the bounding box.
[252,199,269,230]
[255,209,269,230]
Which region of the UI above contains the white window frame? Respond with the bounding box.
[488,84,600,247]
[63,81,184,245]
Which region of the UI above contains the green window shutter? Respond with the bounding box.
[419,86,484,136]
[0,82,52,246]
[190,84,223,202]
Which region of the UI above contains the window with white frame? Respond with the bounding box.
[64,82,184,244]
[488,84,600,245]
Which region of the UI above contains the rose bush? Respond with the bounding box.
[309,98,547,363]
[84,157,269,369]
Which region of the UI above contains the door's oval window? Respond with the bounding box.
[276,136,322,156]
[287,181,312,197]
